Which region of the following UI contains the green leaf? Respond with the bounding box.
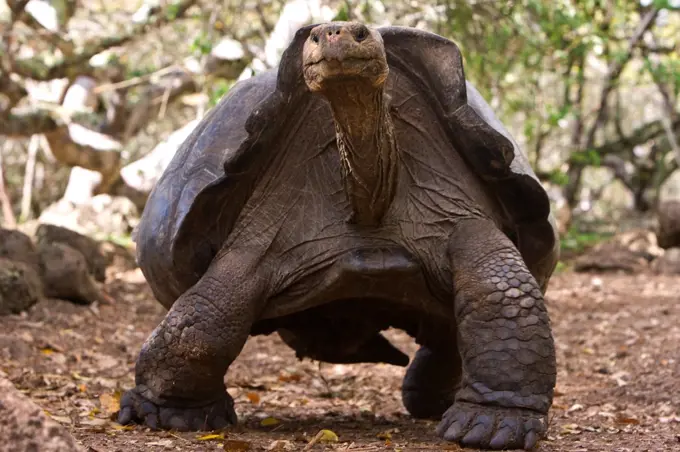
[549,170,570,186]
[571,149,601,167]
[209,79,234,107]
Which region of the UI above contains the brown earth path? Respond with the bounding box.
[1,269,678,451]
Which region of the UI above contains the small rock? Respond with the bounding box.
[574,229,662,274]
[656,200,680,249]
[591,277,603,290]
[0,372,85,451]
[0,228,41,269]
[652,248,680,275]
[0,258,43,315]
[38,242,106,304]
[36,223,108,282]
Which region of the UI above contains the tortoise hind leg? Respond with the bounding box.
[401,345,461,419]
[117,250,269,431]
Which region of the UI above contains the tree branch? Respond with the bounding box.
[42,124,122,192]
[591,117,680,156]
[10,0,198,81]
[564,7,660,205]
[7,0,30,17]
[1,67,197,139]
[0,73,28,111]
[0,108,60,136]
[585,7,659,150]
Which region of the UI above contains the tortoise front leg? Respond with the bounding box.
[437,218,556,450]
[117,250,268,431]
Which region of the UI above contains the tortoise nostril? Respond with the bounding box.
[323,26,344,37]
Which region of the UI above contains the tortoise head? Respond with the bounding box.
[302,22,389,93]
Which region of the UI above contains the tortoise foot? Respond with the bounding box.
[435,401,547,450]
[402,387,452,420]
[401,346,458,420]
[117,385,237,431]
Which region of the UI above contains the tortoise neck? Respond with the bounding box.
[325,83,398,226]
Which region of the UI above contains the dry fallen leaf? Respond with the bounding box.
[71,371,91,381]
[318,429,338,443]
[260,416,280,427]
[49,415,72,425]
[99,392,120,415]
[146,439,173,447]
[615,415,640,425]
[266,440,295,451]
[278,373,302,383]
[659,416,680,423]
[246,392,260,404]
[224,439,251,451]
[79,418,108,427]
[377,430,392,440]
[198,433,226,441]
[561,423,581,434]
[302,429,339,451]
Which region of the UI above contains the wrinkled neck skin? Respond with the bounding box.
[323,81,398,227]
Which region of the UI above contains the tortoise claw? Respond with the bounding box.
[117,385,237,431]
[437,401,547,450]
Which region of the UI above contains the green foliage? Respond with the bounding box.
[644,56,680,97]
[190,32,213,56]
[430,0,678,208]
[103,233,134,249]
[570,149,601,166]
[166,3,180,20]
[547,105,571,127]
[333,2,351,21]
[560,227,612,253]
[208,79,234,107]
[549,170,570,186]
[553,260,568,274]
[653,0,680,10]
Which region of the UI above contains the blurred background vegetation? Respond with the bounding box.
[1,0,679,259]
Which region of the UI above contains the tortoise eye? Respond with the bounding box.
[311,34,319,43]
[355,29,367,42]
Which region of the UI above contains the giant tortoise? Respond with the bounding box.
[118,21,560,450]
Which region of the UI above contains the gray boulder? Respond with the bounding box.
[0,372,85,452]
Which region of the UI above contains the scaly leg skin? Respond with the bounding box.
[437,219,557,450]
[117,250,268,431]
[401,345,461,420]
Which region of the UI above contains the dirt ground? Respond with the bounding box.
[1,266,678,452]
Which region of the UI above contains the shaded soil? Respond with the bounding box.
[1,268,678,451]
